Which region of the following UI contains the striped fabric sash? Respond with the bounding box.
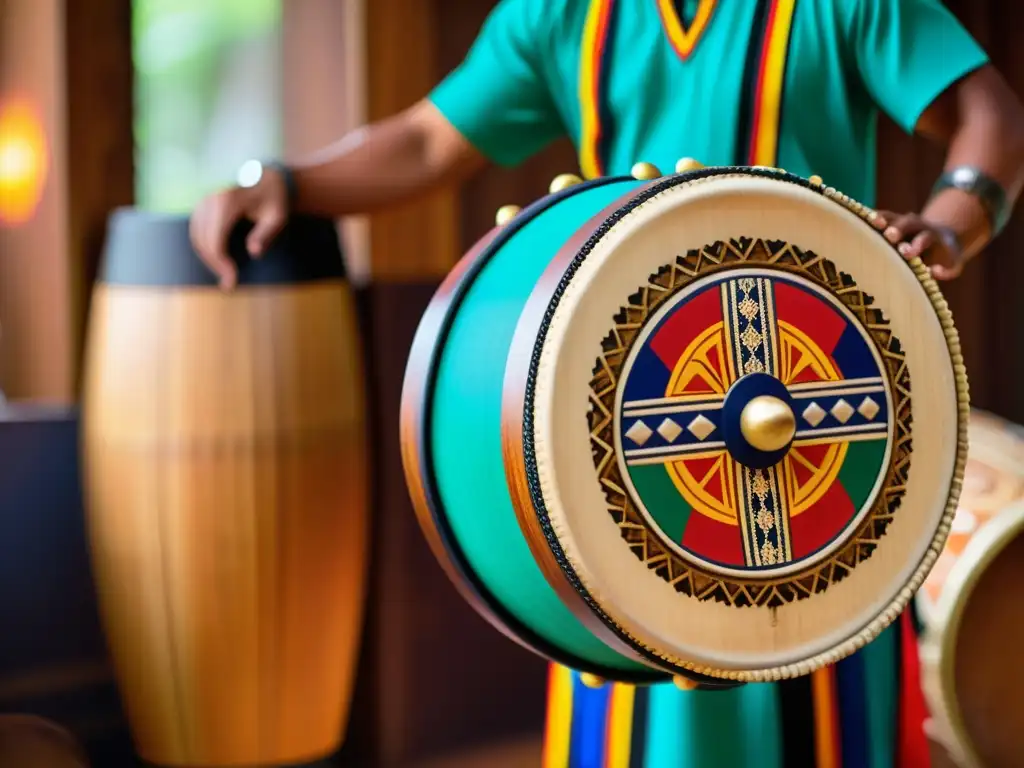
[578,0,618,179]
[577,0,798,177]
[735,0,798,167]
[543,665,651,768]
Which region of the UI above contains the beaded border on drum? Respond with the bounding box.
[521,167,970,681]
[589,240,911,608]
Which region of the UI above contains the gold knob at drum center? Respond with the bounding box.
[739,395,796,452]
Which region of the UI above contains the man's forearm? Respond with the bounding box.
[918,68,1024,262]
[921,131,1024,262]
[286,101,485,218]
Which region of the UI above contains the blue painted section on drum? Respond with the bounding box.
[621,343,672,404]
[833,320,884,380]
[643,682,783,768]
[430,178,647,672]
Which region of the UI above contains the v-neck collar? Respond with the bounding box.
[655,0,718,61]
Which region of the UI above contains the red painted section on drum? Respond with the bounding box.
[680,503,745,566]
[649,287,723,371]
[788,482,855,559]
[773,281,845,358]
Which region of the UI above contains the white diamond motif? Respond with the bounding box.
[858,396,880,420]
[658,418,683,443]
[686,414,716,441]
[625,420,653,446]
[802,402,826,428]
[831,399,854,424]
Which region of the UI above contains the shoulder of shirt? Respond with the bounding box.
[516,0,587,39]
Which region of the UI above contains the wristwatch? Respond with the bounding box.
[236,159,297,208]
[932,165,1010,237]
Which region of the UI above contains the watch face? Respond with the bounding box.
[236,159,263,189]
[950,166,978,187]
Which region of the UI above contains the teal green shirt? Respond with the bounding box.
[429,0,988,206]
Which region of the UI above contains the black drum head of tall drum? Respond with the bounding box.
[99,208,346,287]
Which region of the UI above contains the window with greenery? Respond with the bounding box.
[132,0,282,212]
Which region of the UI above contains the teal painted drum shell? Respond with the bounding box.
[426,178,659,679]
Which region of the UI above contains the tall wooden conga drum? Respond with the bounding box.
[80,210,367,766]
[402,164,968,685]
[918,409,1024,767]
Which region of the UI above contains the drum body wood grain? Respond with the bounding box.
[918,409,1024,768]
[401,167,968,686]
[81,211,367,767]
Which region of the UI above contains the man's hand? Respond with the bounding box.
[872,211,966,281]
[189,169,290,291]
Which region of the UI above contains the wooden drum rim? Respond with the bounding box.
[921,502,1024,768]
[503,166,970,682]
[399,176,667,683]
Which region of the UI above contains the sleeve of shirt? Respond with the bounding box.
[846,0,990,134]
[428,0,564,167]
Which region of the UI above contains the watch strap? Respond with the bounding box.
[265,160,298,209]
[932,166,1011,237]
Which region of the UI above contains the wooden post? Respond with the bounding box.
[0,0,133,402]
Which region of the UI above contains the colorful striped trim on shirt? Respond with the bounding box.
[578,0,617,179]
[654,0,718,61]
[580,0,797,178]
[735,0,798,166]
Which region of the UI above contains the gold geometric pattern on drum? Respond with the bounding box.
[751,471,771,498]
[802,402,827,428]
[625,420,654,446]
[760,541,779,565]
[830,399,854,424]
[588,236,913,607]
[858,397,880,420]
[738,296,759,321]
[657,418,684,443]
[744,357,765,375]
[687,414,717,441]
[740,325,763,352]
[756,507,775,534]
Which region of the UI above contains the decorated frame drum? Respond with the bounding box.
[401,164,968,685]
[918,409,1024,768]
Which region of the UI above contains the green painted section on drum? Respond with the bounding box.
[838,438,889,510]
[431,178,647,673]
[624,439,886,549]
[626,462,692,543]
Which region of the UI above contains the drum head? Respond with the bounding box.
[515,169,968,680]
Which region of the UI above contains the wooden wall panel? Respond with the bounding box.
[0,0,73,401]
[0,0,132,402]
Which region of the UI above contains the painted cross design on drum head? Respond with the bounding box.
[616,269,892,579]
[589,237,913,608]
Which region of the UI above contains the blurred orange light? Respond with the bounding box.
[0,97,48,227]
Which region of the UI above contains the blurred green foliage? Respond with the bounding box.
[133,0,281,212]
